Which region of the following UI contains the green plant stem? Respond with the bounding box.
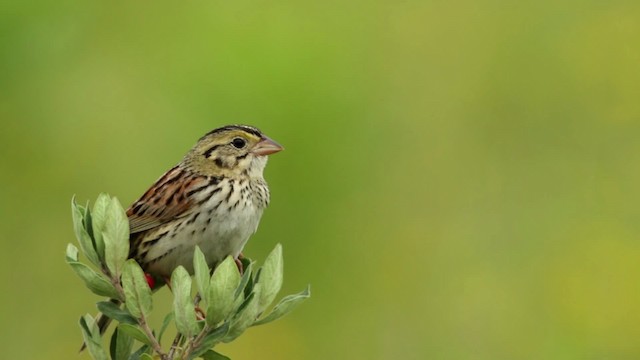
[139,316,168,360]
[112,272,167,360]
[168,333,183,360]
[181,324,210,360]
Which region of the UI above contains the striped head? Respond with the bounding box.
[183,125,283,178]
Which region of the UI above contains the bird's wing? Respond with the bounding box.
[126,166,210,234]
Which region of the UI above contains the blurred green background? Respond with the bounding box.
[1,1,640,359]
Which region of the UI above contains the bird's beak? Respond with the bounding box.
[252,136,284,156]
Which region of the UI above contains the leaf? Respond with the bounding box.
[66,243,79,262]
[193,246,210,304]
[128,345,151,360]
[91,193,111,261]
[237,261,254,299]
[104,197,130,278]
[79,314,108,360]
[172,266,199,337]
[110,327,134,360]
[97,301,137,325]
[158,312,174,343]
[206,257,241,326]
[200,349,231,360]
[256,243,283,314]
[117,323,153,347]
[140,354,154,360]
[223,285,261,342]
[72,197,101,267]
[122,259,153,318]
[188,322,230,359]
[68,261,120,299]
[254,285,311,326]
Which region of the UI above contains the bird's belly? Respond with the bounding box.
[145,204,264,278]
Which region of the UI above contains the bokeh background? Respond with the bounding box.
[2,1,640,359]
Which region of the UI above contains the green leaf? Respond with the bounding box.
[238,261,254,299]
[66,243,79,262]
[193,246,210,304]
[254,285,311,326]
[97,301,137,325]
[256,243,283,314]
[104,197,130,278]
[158,312,174,343]
[128,345,151,360]
[206,256,241,326]
[223,285,261,342]
[117,323,153,347]
[110,327,134,360]
[91,193,111,261]
[200,349,231,360]
[68,261,120,299]
[83,201,93,237]
[79,314,108,360]
[72,197,101,267]
[172,266,199,337]
[140,354,154,360]
[122,259,153,318]
[188,322,230,359]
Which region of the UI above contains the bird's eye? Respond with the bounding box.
[231,138,246,149]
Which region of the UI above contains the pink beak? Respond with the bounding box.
[252,136,284,156]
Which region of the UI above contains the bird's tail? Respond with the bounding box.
[79,298,121,352]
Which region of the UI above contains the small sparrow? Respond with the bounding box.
[127,124,283,281]
[91,124,283,339]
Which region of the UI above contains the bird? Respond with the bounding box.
[126,124,283,282]
[89,124,283,341]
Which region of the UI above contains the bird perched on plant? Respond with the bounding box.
[89,124,283,341]
[126,124,283,284]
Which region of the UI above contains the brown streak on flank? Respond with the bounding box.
[144,230,169,247]
[147,247,176,266]
[226,183,234,202]
[186,182,209,197]
[198,186,222,205]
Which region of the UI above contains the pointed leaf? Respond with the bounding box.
[97,301,137,325]
[172,266,199,337]
[72,198,101,266]
[254,285,311,326]
[68,261,120,299]
[223,285,261,342]
[158,313,174,343]
[104,197,130,277]
[117,323,153,346]
[193,246,210,305]
[110,327,134,360]
[91,193,111,259]
[256,243,283,314]
[201,349,231,360]
[238,261,255,299]
[122,260,152,318]
[80,314,108,360]
[206,257,241,326]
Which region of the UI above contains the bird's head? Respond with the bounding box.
[184,125,283,178]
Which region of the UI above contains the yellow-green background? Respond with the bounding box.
[2,1,640,359]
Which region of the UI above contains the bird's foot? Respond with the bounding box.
[235,253,245,274]
[195,305,206,320]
